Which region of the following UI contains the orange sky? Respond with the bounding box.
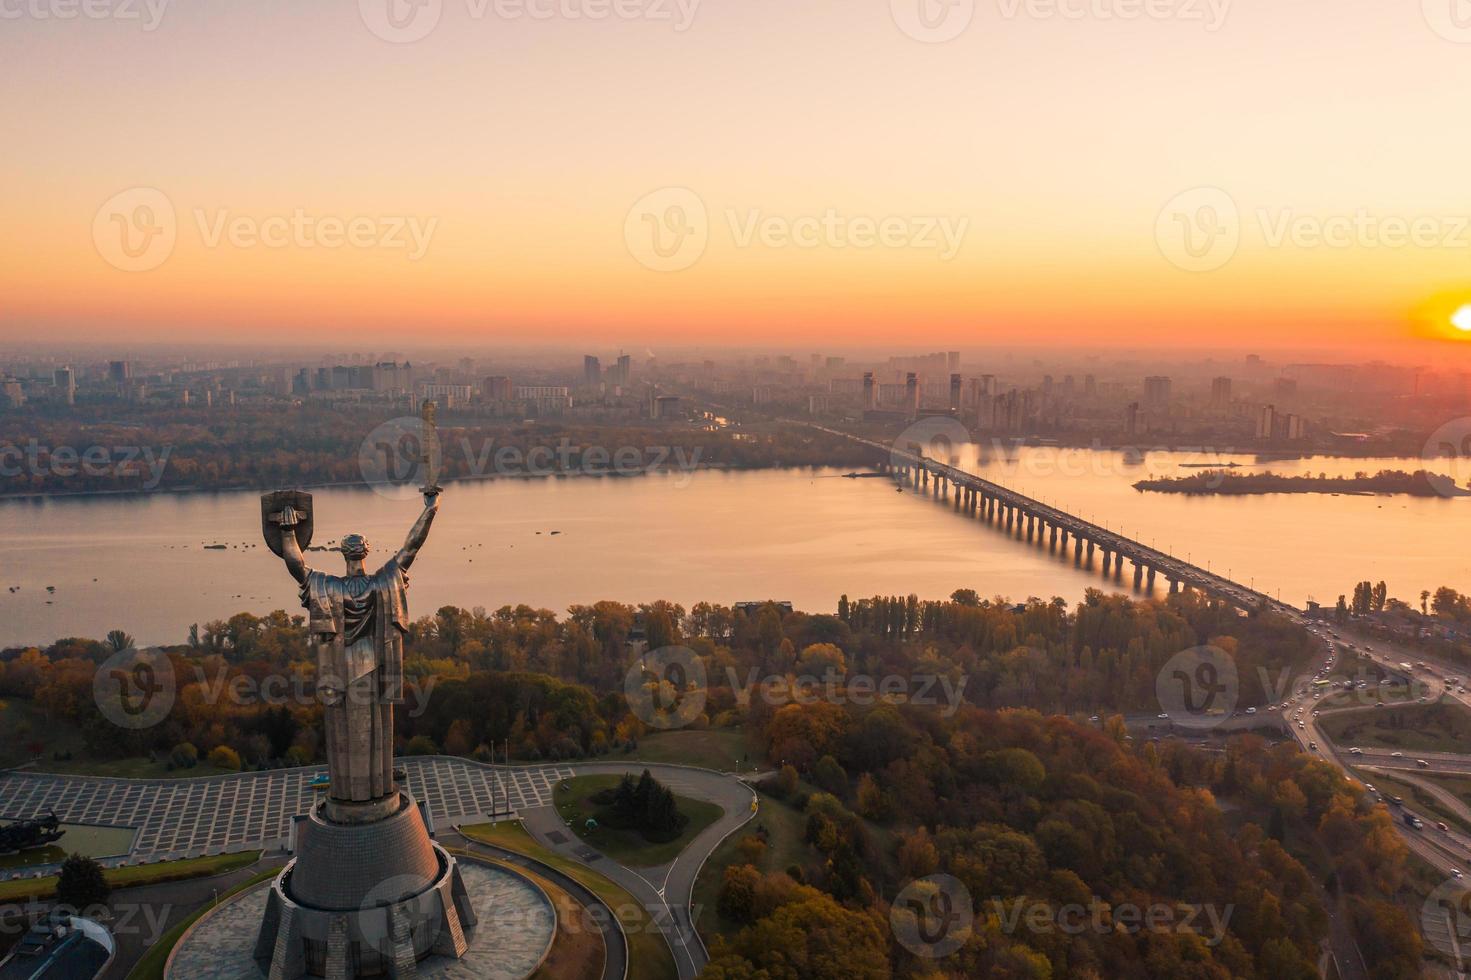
[4,0,1471,358]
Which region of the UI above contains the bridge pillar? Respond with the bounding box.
[1086,540,1095,561]
[1005,507,1014,531]
[1133,562,1144,589]
[1147,567,1157,589]
[1169,579,1179,594]
[1026,513,1035,540]
[1100,550,1110,575]
[1049,525,1058,548]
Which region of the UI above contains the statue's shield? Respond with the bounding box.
[261,490,314,558]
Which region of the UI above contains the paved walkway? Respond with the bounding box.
[0,757,575,872]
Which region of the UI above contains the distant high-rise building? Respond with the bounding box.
[1083,374,1097,398]
[1143,376,1172,412]
[947,351,961,373]
[482,376,514,401]
[584,355,601,386]
[1257,404,1276,441]
[613,354,632,385]
[862,372,876,410]
[1125,401,1140,437]
[905,373,919,418]
[1,377,24,409]
[52,367,75,406]
[949,373,962,412]
[1210,376,1232,410]
[109,360,132,384]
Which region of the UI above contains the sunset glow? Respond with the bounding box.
[3,1,1471,358]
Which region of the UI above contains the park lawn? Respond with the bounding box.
[1318,701,1471,755]
[553,773,725,868]
[460,822,677,980]
[125,866,279,980]
[0,851,261,904]
[621,729,759,774]
[691,786,809,942]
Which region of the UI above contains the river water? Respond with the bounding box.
[2,450,1468,647]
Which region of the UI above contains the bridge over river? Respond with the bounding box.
[813,424,1293,614]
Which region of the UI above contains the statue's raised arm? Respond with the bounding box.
[395,488,439,571]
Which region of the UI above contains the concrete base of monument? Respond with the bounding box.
[165,860,557,980]
[165,790,556,980]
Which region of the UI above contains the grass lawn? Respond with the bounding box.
[621,729,760,774]
[1318,701,1471,755]
[552,773,725,868]
[460,822,677,980]
[125,866,278,980]
[1421,771,1471,808]
[0,851,261,904]
[691,786,809,942]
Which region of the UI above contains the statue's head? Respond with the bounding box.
[340,534,370,562]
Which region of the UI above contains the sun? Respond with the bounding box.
[1454,305,1471,333]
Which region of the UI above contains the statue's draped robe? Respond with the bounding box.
[301,559,408,803]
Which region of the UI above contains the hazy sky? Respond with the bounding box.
[5,0,1471,358]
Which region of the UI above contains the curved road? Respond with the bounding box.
[442,832,628,980]
[515,761,758,980]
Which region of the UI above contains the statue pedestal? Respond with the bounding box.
[253,791,476,979]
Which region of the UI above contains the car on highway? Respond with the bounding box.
[1391,751,1403,758]
[1454,869,1464,879]
[1246,707,1257,715]
[1308,741,1317,750]
[1349,747,1363,755]
[1437,821,1450,832]
[1418,759,1431,768]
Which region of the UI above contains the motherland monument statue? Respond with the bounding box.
[253,401,477,980]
